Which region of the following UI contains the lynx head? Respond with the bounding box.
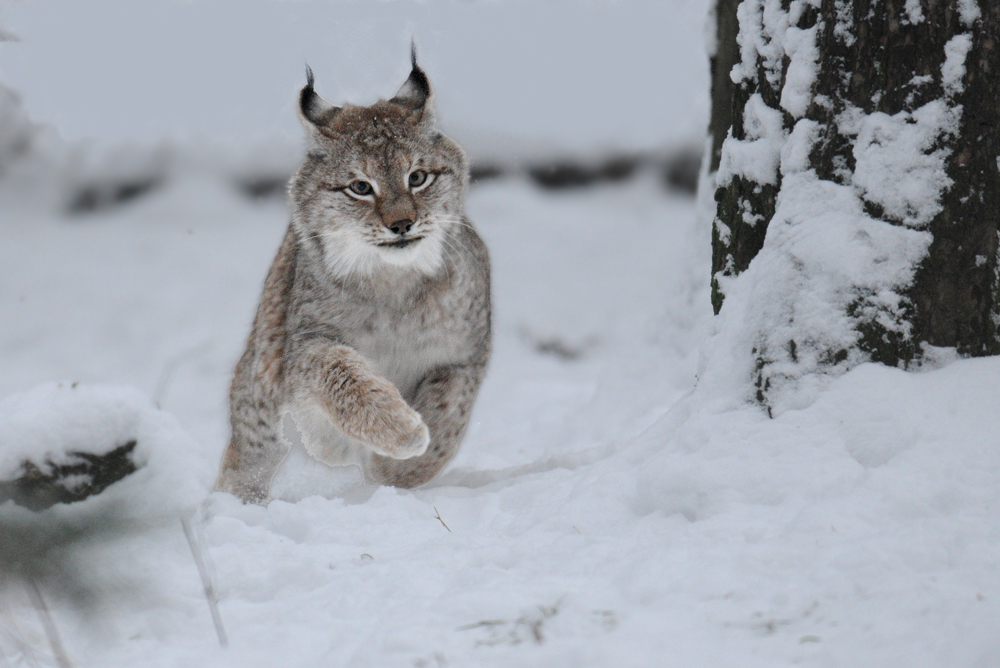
[289,49,469,279]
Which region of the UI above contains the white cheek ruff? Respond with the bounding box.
[320,227,445,279]
[319,228,383,278]
[375,231,445,275]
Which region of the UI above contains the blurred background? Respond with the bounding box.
[0,0,709,191]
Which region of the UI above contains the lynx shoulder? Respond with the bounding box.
[216,52,491,504]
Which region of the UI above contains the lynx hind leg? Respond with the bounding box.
[216,354,289,504]
[365,365,483,489]
[292,341,430,460]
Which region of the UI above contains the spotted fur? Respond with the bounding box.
[216,57,491,504]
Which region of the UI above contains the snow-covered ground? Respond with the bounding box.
[3,156,1000,667]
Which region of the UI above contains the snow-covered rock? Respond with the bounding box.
[0,382,213,523]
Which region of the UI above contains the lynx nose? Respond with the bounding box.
[387,218,414,236]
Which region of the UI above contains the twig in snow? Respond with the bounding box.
[433,507,451,533]
[25,580,71,668]
[181,516,228,648]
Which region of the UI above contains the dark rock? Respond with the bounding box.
[0,440,139,511]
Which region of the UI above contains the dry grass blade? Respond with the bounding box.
[180,516,228,648]
[25,580,71,668]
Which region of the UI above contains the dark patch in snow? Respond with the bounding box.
[598,155,642,182]
[0,440,138,511]
[527,154,642,189]
[527,161,593,189]
[534,338,585,361]
[519,326,596,361]
[661,147,702,195]
[457,600,562,647]
[237,174,291,201]
[522,148,701,194]
[469,162,505,184]
[68,178,163,215]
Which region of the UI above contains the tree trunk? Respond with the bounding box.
[706,0,999,408]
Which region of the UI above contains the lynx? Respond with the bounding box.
[216,52,491,504]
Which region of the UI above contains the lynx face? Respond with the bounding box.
[290,61,469,279]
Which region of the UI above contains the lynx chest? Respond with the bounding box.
[301,275,479,401]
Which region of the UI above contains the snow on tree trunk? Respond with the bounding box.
[704,0,999,413]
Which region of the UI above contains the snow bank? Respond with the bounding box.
[0,382,213,525]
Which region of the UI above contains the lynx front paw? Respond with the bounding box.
[371,407,429,459]
[395,419,430,459]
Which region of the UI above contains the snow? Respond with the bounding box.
[2,1,1000,665]
[848,100,958,228]
[942,34,973,97]
[0,382,213,524]
[731,0,820,89]
[779,24,819,119]
[903,0,926,25]
[832,0,857,47]
[957,0,982,27]
[704,0,719,58]
[717,93,785,186]
[0,84,31,170]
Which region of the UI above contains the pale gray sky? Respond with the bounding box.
[0,0,710,154]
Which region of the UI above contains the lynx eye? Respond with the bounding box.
[347,180,373,197]
[408,169,431,189]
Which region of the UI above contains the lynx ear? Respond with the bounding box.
[299,65,340,129]
[390,44,433,119]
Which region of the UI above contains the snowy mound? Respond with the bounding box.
[0,382,213,525]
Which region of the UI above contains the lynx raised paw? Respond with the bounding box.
[371,408,429,459]
[397,419,430,459]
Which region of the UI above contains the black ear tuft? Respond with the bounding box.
[299,64,339,126]
[391,44,431,110]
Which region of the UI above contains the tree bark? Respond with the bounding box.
[709,0,1000,371]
